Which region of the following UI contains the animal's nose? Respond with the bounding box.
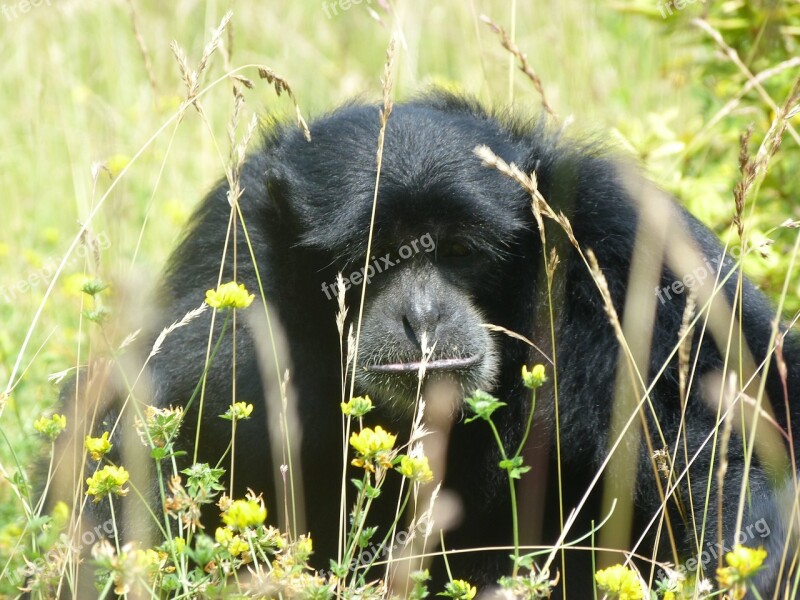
[402,300,441,348]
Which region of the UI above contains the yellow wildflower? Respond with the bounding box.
[341,395,374,417]
[205,281,254,310]
[85,431,112,461]
[62,273,92,298]
[106,154,131,178]
[595,564,643,600]
[222,401,254,421]
[51,501,70,529]
[521,364,547,389]
[34,414,67,440]
[215,526,233,545]
[717,545,767,594]
[229,535,249,556]
[216,527,248,556]
[397,454,434,484]
[441,579,477,600]
[41,227,60,245]
[221,498,267,530]
[86,465,130,502]
[724,545,767,575]
[133,547,164,575]
[349,426,396,471]
[295,535,313,562]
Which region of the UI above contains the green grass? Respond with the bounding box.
[2,0,800,597]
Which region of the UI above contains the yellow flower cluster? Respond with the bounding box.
[594,564,643,600]
[86,465,130,503]
[340,395,373,417]
[397,454,433,483]
[717,545,767,598]
[222,498,267,530]
[215,526,250,556]
[294,536,313,562]
[136,405,184,448]
[521,364,547,389]
[349,426,396,471]
[34,413,67,440]
[92,539,166,595]
[223,401,254,421]
[442,579,477,600]
[85,431,113,461]
[205,281,255,310]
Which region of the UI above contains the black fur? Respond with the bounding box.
[53,93,800,596]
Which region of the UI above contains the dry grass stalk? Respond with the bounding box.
[257,67,311,141]
[149,303,208,360]
[693,18,800,147]
[732,77,800,237]
[674,291,697,540]
[335,273,348,340]
[473,144,551,243]
[546,246,560,286]
[171,11,233,118]
[117,328,142,352]
[732,126,754,238]
[586,250,624,362]
[677,57,800,170]
[774,333,796,475]
[481,323,552,365]
[225,87,259,208]
[480,14,557,118]
[124,0,158,96]
[715,374,736,570]
[337,37,397,589]
[677,292,697,403]
[347,35,397,402]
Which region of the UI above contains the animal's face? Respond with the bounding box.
[352,236,501,412]
[273,102,534,411]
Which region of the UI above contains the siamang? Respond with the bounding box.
[54,92,799,597]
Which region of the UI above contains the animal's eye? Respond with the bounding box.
[439,240,471,258]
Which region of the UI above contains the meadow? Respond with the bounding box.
[2,0,800,597]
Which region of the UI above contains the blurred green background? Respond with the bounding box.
[1,0,800,585]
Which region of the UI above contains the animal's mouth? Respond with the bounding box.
[363,354,482,373]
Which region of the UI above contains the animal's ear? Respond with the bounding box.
[263,165,308,240]
[264,165,301,229]
[266,166,291,208]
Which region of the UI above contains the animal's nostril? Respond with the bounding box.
[403,303,441,349]
[402,314,420,347]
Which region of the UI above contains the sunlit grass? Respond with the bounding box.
[2,0,800,597]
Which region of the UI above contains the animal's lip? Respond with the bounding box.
[364,354,482,373]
